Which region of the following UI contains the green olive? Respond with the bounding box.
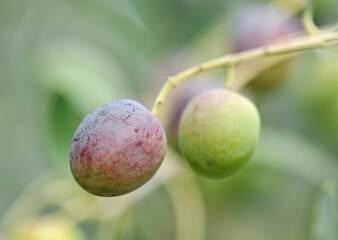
[178,89,260,178]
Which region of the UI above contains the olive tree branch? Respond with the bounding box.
[151,30,338,116]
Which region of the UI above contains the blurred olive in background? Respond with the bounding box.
[227,3,301,89]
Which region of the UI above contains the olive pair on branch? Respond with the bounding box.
[69,2,338,197]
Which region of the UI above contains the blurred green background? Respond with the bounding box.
[1,0,338,239]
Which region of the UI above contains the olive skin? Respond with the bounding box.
[167,80,222,150]
[178,89,260,178]
[69,100,167,196]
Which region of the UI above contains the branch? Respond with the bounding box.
[151,30,338,116]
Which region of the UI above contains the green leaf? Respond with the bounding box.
[252,127,338,185]
[130,0,231,50]
[45,94,83,169]
[310,181,338,240]
[32,42,131,114]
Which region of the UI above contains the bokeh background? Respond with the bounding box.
[1,0,338,239]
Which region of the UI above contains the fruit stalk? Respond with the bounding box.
[302,0,320,35]
[151,29,338,116]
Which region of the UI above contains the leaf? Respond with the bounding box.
[130,0,232,50]
[310,181,338,240]
[67,0,155,85]
[32,41,131,114]
[45,94,83,169]
[252,127,338,185]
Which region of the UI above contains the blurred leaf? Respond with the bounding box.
[32,42,130,113]
[188,16,229,60]
[2,0,153,90]
[252,127,338,185]
[130,0,233,51]
[198,155,316,240]
[313,0,338,25]
[299,54,338,146]
[66,0,156,88]
[94,207,135,240]
[310,181,338,240]
[45,94,83,169]
[126,148,205,240]
[132,186,176,240]
[10,216,87,240]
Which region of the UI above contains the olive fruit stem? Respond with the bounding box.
[225,65,235,89]
[151,29,338,116]
[302,0,320,35]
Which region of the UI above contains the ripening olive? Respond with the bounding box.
[69,100,167,196]
[178,89,260,178]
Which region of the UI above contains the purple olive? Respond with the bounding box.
[69,100,167,197]
[228,4,300,52]
[228,4,301,89]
